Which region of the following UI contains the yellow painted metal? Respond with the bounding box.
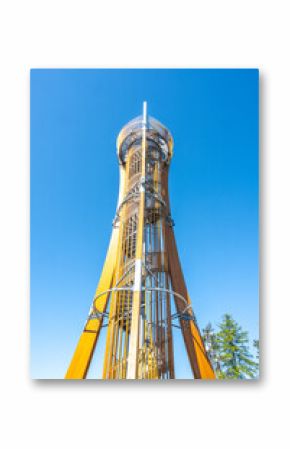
[65,167,126,379]
[162,168,215,379]
[166,225,215,379]
[102,160,130,379]
[65,231,117,379]
[189,320,216,379]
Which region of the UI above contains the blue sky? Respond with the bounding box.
[30,69,259,379]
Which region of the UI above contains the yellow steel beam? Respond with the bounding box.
[65,227,119,379]
[65,167,126,379]
[166,225,215,379]
[162,169,215,380]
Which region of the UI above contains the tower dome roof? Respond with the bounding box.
[116,109,174,163]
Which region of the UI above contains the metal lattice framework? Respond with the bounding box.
[65,102,215,380]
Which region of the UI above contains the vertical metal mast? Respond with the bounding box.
[126,101,147,379]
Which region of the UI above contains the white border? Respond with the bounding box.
[0,1,289,447]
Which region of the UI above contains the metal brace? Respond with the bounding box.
[166,214,175,227]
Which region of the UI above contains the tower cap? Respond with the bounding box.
[116,106,173,163]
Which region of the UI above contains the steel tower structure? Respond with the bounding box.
[65,103,215,380]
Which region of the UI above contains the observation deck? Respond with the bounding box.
[116,112,174,164]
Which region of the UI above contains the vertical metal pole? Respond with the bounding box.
[126,102,147,379]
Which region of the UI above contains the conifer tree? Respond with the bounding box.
[202,323,221,372]
[253,339,260,378]
[216,314,258,379]
[253,339,259,361]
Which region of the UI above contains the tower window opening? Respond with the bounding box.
[122,214,138,265]
[145,209,162,253]
[129,148,142,178]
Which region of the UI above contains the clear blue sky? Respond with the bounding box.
[30,69,259,379]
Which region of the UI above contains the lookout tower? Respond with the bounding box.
[65,103,215,380]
